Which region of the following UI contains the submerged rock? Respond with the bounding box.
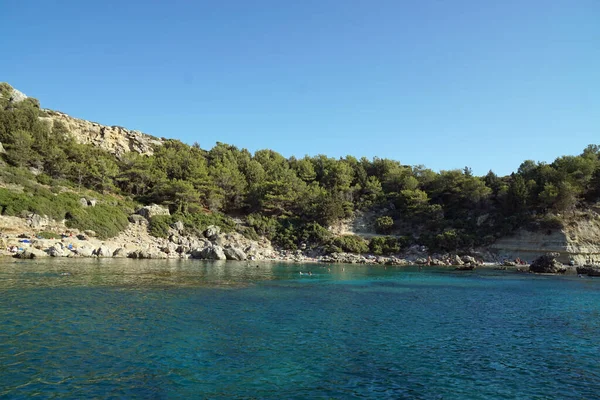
[455,265,475,271]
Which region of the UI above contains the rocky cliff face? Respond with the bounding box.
[1,83,163,157]
[491,210,600,265]
[40,109,163,157]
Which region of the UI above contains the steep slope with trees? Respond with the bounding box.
[1,82,600,261]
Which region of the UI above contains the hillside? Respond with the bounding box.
[1,82,600,264]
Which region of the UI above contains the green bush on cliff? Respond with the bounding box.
[375,216,394,234]
[369,236,402,255]
[65,204,129,239]
[183,212,236,234]
[327,235,369,254]
[147,211,239,239]
[0,187,81,221]
[538,215,563,231]
[247,213,279,238]
[37,231,61,239]
[149,215,172,238]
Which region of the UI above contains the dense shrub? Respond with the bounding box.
[421,229,476,252]
[297,222,331,248]
[328,235,369,254]
[149,215,172,238]
[37,231,61,239]
[375,216,394,234]
[36,173,53,185]
[0,188,81,220]
[65,204,129,239]
[182,211,236,234]
[538,215,563,231]
[247,213,279,238]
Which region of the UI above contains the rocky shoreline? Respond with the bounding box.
[0,220,488,268]
[0,208,593,275]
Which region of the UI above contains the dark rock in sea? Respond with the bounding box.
[576,265,600,277]
[529,252,566,274]
[455,264,475,271]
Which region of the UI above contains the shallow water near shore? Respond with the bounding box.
[1,259,600,399]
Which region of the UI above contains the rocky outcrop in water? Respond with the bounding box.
[529,252,566,274]
[576,265,600,277]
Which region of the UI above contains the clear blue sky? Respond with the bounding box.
[2,0,598,176]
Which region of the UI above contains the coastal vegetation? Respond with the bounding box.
[1,83,600,253]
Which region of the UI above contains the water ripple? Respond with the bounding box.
[2,259,600,398]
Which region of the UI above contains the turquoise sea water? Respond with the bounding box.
[1,259,600,399]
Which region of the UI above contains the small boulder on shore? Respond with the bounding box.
[223,246,247,261]
[15,248,49,259]
[94,245,112,257]
[136,204,170,220]
[48,245,65,257]
[127,249,168,259]
[204,225,221,240]
[74,245,95,257]
[452,255,464,266]
[191,245,227,260]
[112,248,128,258]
